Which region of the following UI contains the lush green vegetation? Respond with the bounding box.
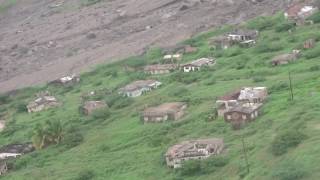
[1,13,320,180]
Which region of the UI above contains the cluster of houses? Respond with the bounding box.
[1,1,317,174]
[216,87,268,129]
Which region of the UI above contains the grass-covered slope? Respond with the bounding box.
[1,14,320,180]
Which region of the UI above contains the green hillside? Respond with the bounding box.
[1,13,320,180]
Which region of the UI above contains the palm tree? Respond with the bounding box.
[45,119,63,144]
[32,119,63,150]
[32,124,47,150]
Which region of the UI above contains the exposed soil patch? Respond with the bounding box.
[0,0,289,93]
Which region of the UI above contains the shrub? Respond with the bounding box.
[252,76,266,82]
[178,160,201,176]
[62,126,84,149]
[171,72,200,84]
[225,48,242,57]
[14,102,28,113]
[275,22,295,32]
[168,86,190,97]
[271,130,306,156]
[269,82,289,93]
[255,42,283,53]
[303,47,320,59]
[91,108,110,120]
[309,65,320,71]
[75,170,95,180]
[308,12,320,23]
[112,97,133,109]
[0,94,9,105]
[82,0,101,6]
[272,161,307,180]
[247,16,280,31]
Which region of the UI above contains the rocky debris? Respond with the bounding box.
[0,0,288,93]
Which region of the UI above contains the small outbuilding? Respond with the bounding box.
[143,64,177,75]
[303,39,316,49]
[119,80,162,97]
[165,138,224,168]
[82,101,108,115]
[27,94,60,113]
[0,120,5,132]
[142,102,187,123]
[182,58,215,72]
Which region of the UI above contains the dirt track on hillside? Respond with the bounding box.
[0,0,289,93]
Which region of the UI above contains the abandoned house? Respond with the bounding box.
[163,54,182,62]
[82,101,108,115]
[119,80,162,97]
[143,64,177,75]
[50,74,80,87]
[165,138,224,168]
[284,2,319,25]
[216,87,267,117]
[0,120,5,132]
[224,103,263,129]
[0,161,7,176]
[210,35,231,49]
[142,102,187,123]
[304,38,316,49]
[271,50,301,66]
[227,29,259,43]
[0,143,34,160]
[27,94,60,113]
[181,58,215,72]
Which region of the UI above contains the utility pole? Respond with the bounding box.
[288,71,294,101]
[241,135,250,174]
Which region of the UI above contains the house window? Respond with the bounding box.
[242,115,247,120]
[227,115,231,120]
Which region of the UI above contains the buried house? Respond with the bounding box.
[0,143,34,176]
[119,80,162,97]
[142,102,187,123]
[271,50,301,66]
[143,64,177,75]
[181,58,216,72]
[165,138,224,168]
[27,94,60,113]
[210,35,231,49]
[0,120,5,132]
[49,74,80,87]
[81,101,108,115]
